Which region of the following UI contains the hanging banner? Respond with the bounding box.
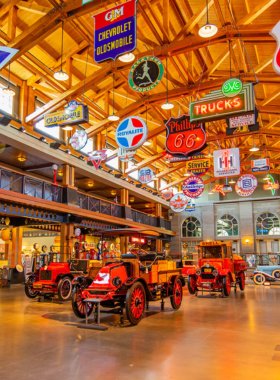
[170,193,187,213]
[182,175,204,198]
[70,130,88,150]
[128,56,164,92]
[185,198,196,212]
[251,158,270,173]
[235,174,258,197]
[138,167,153,184]
[213,148,240,178]
[186,153,211,176]
[0,46,19,70]
[264,174,279,195]
[87,150,107,169]
[93,0,138,63]
[116,116,148,149]
[165,114,206,158]
[161,189,173,200]
[44,101,89,127]
[117,148,136,162]
[270,21,280,75]
[190,82,254,123]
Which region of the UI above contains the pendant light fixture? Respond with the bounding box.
[249,133,259,152]
[199,0,218,38]
[62,125,73,131]
[108,73,120,121]
[2,61,15,96]
[118,53,135,63]
[161,58,174,110]
[208,181,213,195]
[54,20,69,81]
[229,178,236,184]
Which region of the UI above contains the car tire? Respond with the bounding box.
[188,275,197,295]
[58,276,72,301]
[272,269,280,279]
[253,273,266,285]
[72,286,93,319]
[223,275,231,297]
[125,282,146,325]
[24,278,39,299]
[170,278,183,310]
[239,272,246,291]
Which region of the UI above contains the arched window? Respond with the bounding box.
[256,212,280,235]
[182,216,201,238]
[217,214,238,237]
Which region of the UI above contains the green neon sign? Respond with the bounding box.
[222,78,243,98]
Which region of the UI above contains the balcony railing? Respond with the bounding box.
[78,192,122,219]
[131,209,171,230]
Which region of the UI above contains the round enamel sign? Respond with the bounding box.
[235,174,257,197]
[182,175,205,198]
[128,56,164,92]
[70,130,88,150]
[139,167,153,184]
[169,193,187,213]
[116,117,148,149]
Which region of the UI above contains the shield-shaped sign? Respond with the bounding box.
[165,115,206,157]
[161,189,173,200]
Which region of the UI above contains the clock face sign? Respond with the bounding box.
[128,56,164,92]
[70,130,88,151]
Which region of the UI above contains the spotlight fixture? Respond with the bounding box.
[108,72,120,121]
[19,126,26,133]
[87,182,94,187]
[129,196,135,202]
[79,155,84,160]
[0,115,12,126]
[111,190,117,196]
[39,136,47,142]
[53,21,68,81]
[118,53,135,62]
[62,125,73,131]
[57,169,63,176]
[65,149,71,154]
[108,114,120,121]
[145,204,150,208]
[50,142,61,150]
[199,0,218,38]
[222,184,232,193]
[17,154,26,162]
[249,132,259,152]
[161,57,174,110]
[143,141,152,146]
[2,61,15,96]
[229,178,236,184]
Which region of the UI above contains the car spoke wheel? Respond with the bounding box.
[125,282,145,325]
[58,277,72,301]
[272,269,280,279]
[223,275,231,297]
[253,273,266,285]
[188,275,197,295]
[239,272,246,291]
[24,278,39,299]
[72,287,93,319]
[171,278,183,310]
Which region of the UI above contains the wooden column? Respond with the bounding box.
[121,189,129,205]
[60,223,74,261]
[27,86,35,116]
[96,133,102,150]
[19,81,28,123]
[120,236,129,254]
[62,164,70,186]
[156,203,162,218]
[156,239,162,252]
[10,227,23,267]
[70,166,75,187]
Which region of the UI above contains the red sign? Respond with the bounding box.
[264,182,279,191]
[165,114,206,157]
[270,21,280,76]
[129,237,146,244]
[210,184,226,196]
[87,150,107,169]
[182,176,204,198]
[161,189,173,200]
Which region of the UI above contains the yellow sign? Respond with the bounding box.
[44,103,89,127]
[200,241,222,246]
[186,157,211,175]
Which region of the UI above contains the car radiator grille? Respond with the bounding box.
[40,270,52,281]
[201,273,215,280]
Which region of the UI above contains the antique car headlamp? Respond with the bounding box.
[212,269,218,277]
[196,269,201,276]
[112,276,122,287]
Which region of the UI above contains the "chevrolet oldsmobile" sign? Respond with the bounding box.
[44,101,89,128]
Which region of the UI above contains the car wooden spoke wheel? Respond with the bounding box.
[125,282,146,325]
[188,275,197,295]
[253,273,266,285]
[170,278,183,309]
[239,272,246,291]
[72,287,93,319]
[223,275,231,297]
[25,278,39,299]
[58,277,72,301]
[272,269,280,279]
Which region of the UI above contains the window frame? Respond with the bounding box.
[182,216,202,238]
[216,214,239,237]
[256,212,280,236]
[0,75,20,121]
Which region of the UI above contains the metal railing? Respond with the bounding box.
[78,192,122,219]
[240,253,280,267]
[131,209,171,230]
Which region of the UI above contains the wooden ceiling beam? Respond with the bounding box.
[236,0,278,26]
[125,153,163,174]
[0,0,21,19]
[16,2,52,15]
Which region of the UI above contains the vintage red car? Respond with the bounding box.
[187,241,247,297]
[25,259,89,301]
[72,229,186,325]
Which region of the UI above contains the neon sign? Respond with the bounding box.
[130,237,146,244]
[264,174,279,195]
[210,184,226,196]
[222,78,243,97]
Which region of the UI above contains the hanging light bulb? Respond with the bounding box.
[143,141,152,146]
[118,53,135,63]
[108,72,120,121]
[2,61,15,96]
[161,57,174,110]
[249,132,259,152]
[229,178,236,184]
[54,20,69,81]
[108,114,119,121]
[62,125,73,131]
[199,0,218,38]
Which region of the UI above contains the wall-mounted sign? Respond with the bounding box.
[270,21,280,76]
[128,56,164,92]
[139,167,153,184]
[235,174,257,197]
[264,174,279,195]
[161,189,173,200]
[222,78,243,97]
[186,153,210,176]
[170,193,187,213]
[226,111,259,136]
[129,237,146,244]
[165,115,206,158]
[213,148,240,177]
[117,148,136,162]
[190,83,254,123]
[185,198,196,212]
[0,46,19,70]
[210,184,226,196]
[44,101,89,128]
[70,130,88,150]
[116,116,148,149]
[87,149,107,169]
[182,175,204,198]
[251,158,270,173]
[93,0,138,63]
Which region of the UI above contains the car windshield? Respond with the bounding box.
[202,246,222,259]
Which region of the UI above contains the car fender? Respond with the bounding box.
[188,268,197,276]
[127,278,154,302]
[220,269,234,281]
[55,273,74,283]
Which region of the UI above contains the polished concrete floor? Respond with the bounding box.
[1,284,280,380]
